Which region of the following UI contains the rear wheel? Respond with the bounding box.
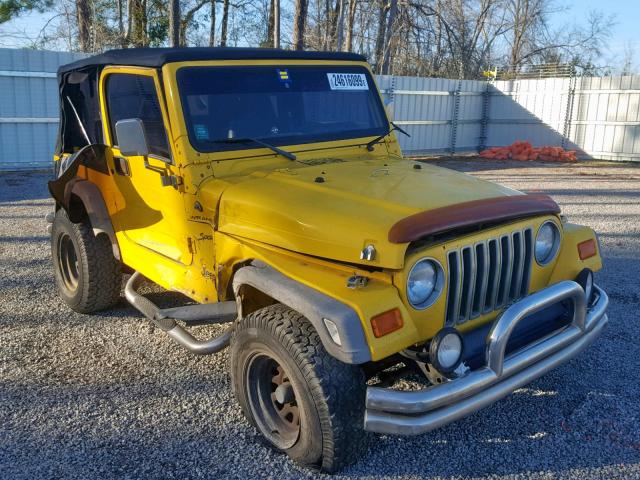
[51,209,121,313]
[230,304,368,472]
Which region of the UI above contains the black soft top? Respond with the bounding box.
[58,47,366,74]
[55,47,367,156]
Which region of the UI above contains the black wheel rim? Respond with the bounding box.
[57,233,79,292]
[245,352,301,449]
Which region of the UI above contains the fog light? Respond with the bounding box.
[429,327,463,373]
[575,268,594,304]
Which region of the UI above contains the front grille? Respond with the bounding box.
[445,227,534,325]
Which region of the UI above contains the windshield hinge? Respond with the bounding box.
[161,175,183,188]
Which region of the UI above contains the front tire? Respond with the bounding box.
[230,304,367,472]
[51,209,121,313]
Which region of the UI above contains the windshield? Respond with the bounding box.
[177,65,388,153]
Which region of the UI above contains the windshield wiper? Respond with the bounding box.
[204,137,296,161]
[366,122,411,151]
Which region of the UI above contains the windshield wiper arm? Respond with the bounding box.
[204,137,296,161]
[366,122,411,151]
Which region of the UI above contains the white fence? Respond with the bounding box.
[0,49,87,170]
[0,48,639,170]
[380,74,640,161]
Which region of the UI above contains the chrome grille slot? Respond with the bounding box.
[497,235,513,307]
[485,239,501,312]
[445,251,461,325]
[446,227,533,325]
[510,231,525,300]
[521,229,534,297]
[459,247,475,320]
[471,243,488,317]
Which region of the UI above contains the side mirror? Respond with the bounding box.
[115,118,149,157]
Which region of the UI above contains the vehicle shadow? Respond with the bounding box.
[0,172,52,203]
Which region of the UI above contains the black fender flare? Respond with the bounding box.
[48,144,121,260]
[232,261,371,364]
[66,180,121,260]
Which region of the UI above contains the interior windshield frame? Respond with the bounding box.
[176,64,389,154]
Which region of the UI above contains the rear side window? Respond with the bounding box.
[106,74,170,159]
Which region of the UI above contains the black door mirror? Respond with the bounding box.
[115,118,149,157]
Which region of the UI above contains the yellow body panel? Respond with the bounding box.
[57,58,604,362]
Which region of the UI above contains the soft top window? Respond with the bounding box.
[58,68,103,154]
[105,74,170,159]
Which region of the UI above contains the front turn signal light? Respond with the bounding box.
[578,239,597,260]
[371,308,403,338]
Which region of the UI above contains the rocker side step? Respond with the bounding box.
[160,303,238,326]
[125,271,235,355]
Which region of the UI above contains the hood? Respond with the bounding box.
[213,159,520,269]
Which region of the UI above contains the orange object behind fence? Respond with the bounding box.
[480,141,577,163]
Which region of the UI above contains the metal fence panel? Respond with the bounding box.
[0,48,86,170]
[569,75,640,161]
[377,72,640,161]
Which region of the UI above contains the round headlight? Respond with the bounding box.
[407,258,444,309]
[535,221,560,265]
[429,327,463,373]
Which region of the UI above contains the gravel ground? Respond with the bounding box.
[1,159,639,480]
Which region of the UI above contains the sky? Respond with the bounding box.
[566,0,639,69]
[1,0,639,73]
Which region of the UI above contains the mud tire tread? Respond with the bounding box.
[230,303,367,472]
[51,209,121,313]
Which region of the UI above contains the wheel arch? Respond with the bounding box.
[232,261,371,365]
[61,179,121,261]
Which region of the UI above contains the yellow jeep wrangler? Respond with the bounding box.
[48,47,608,472]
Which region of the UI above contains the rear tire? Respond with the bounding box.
[51,209,121,313]
[230,304,368,472]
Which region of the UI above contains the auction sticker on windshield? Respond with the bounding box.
[327,73,369,90]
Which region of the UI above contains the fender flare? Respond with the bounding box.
[65,179,121,261]
[49,144,121,260]
[233,261,371,364]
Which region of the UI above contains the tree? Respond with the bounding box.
[209,0,215,45]
[334,0,344,50]
[179,0,210,46]
[1,0,614,79]
[344,0,357,51]
[505,1,613,73]
[292,0,307,50]
[219,0,229,45]
[76,0,91,51]
[380,0,397,74]
[129,0,147,47]
[273,0,279,48]
[373,0,389,72]
[0,0,52,23]
[169,0,180,47]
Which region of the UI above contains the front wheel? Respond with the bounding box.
[51,209,122,313]
[230,304,368,472]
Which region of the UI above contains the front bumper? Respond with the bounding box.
[364,280,609,435]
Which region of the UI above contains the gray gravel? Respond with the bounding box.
[1,159,639,480]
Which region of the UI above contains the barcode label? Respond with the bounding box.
[327,73,369,90]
